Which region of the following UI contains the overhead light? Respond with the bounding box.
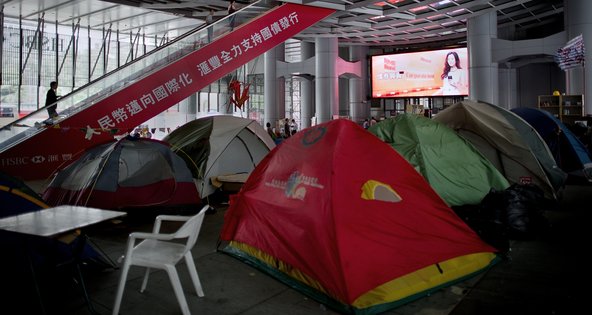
[342,20,372,28]
[386,12,416,20]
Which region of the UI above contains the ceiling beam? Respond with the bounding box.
[319,0,537,38]
[139,0,227,10]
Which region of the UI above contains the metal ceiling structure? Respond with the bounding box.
[293,0,564,48]
[1,0,565,49]
[0,0,206,37]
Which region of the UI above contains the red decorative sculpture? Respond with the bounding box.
[229,80,250,110]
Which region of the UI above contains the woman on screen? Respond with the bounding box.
[440,51,467,95]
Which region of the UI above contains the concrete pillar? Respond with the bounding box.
[565,0,592,115]
[349,46,368,124]
[499,67,518,109]
[467,11,499,105]
[277,43,286,121]
[300,41,314,128]
[187,93,197,119]
[315,37,338,123]
[264,43,285,128]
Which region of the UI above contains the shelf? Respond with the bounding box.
[538,94,584,123]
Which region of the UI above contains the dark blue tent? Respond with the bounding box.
[511,107,592,181]
[0,172,49,218]
[1,172,116,286]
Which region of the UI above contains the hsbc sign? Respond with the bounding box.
[0,156,29,166]
[1,153,72,167]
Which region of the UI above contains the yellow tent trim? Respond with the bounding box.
[360,180,402,203]
[0,185,49,209]
[230,241,496,309]
[230,241,334,297]
[352,252,496,308]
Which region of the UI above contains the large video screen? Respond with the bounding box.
[371,47,469,98]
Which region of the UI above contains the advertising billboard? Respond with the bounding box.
[371,47,469,98]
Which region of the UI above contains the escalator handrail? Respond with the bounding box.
[1,0,269,130]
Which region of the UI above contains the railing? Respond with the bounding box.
[0,0,273,152]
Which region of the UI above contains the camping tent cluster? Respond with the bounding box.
[3,106,584,314]
[367,101,568,246]
[219,101,582,314]
[41,115,275,211]
[220,119,498,314]
[367,100,569,204]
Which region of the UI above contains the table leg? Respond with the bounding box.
[72,233,100,315]
[25,238,48,315]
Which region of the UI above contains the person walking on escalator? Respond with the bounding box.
[228,0,237,31]
[45,81,59,119]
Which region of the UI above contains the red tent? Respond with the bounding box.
[221,119,498,314]
[43,137,200,211]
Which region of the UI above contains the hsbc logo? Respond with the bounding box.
[31,156,46,164]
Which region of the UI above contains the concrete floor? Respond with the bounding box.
[2,184,588,315]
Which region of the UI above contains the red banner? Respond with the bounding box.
[0,4,334,180]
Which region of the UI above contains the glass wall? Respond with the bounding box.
[247,73,264,125]
[0,13,300,133]
[1,17,160,116]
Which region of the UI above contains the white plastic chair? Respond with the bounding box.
[112,206,208,315]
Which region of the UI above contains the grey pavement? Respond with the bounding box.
[6,183,588,315]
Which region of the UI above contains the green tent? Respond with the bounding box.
[369,114,509,206]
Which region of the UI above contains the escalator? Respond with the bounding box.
[0,2,334,181]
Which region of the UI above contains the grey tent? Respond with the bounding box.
[484,103,567,192]
[434,100,559,199]
[163,115,275,199]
